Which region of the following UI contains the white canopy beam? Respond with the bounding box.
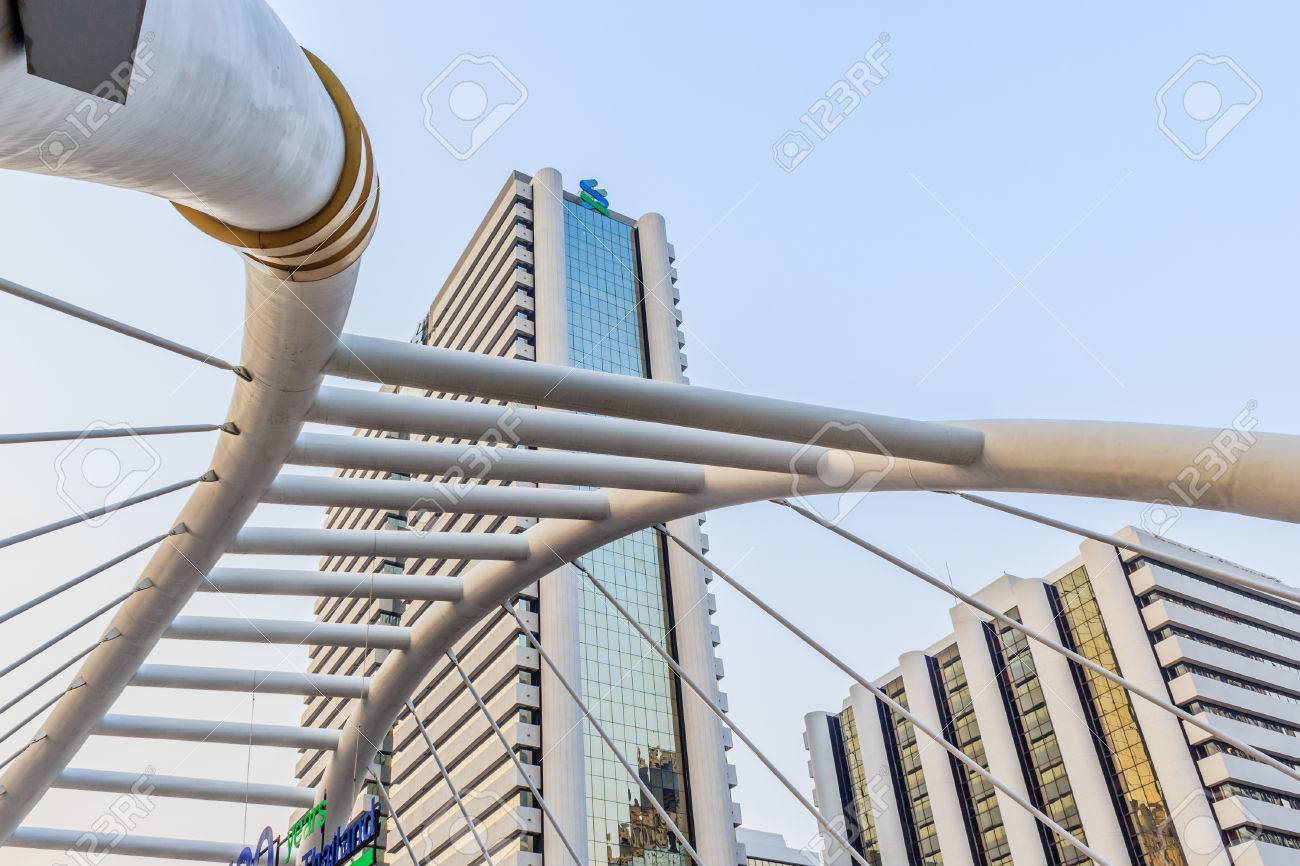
[328,333,984,466]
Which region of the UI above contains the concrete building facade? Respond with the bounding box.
[805,528,1300,866]
[294,169,742,865]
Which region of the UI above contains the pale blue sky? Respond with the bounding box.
[0,2,1296,860]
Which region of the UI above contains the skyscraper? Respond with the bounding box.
[805,527,1300,866]
[296,169,742,866]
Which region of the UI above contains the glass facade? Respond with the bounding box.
[563,199,692,866]
[933,646,1011,866]
[987,610,1088,866]
[838,706,883,866]
[1051,567,1185,866]
[880,678,943,866]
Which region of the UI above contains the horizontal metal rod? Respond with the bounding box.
[0,589,135,680]
[164,616,410,650]
[656,522,1111,866]
[265,473,610,519]
[288,430,706,493]
[132,664,369,697]
[54,767,315,808]
[94,714,341,749]
[0,276,247,378]
[575,560,873,866]
[0,474,209,550]
[228,526,530,560]
[202,567,464,601]
[0,423,226,446]
[8,826,245,862]
[951,491,1300,607]
[0,531,174,627]
[309,386,896,479]
[776,499,1300,786]
[330,333,984,465]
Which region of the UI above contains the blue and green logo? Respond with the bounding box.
[579,178,610,216]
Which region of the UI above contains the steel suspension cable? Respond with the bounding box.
[0,578,150,681]
[445,648,584,866]
[0,474,212,551]
[948,491,1300,607]
[570,557,873,866]
[655,522,1113,866]
[0,423,233,446]
[501,602,706,866]
[0,277,250,378]
[0,529,179,626]
[0,641,98,719]
[403,699,496,866]
[773,498,1300,785]
[367,771,420,866]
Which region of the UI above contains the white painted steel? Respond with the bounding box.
[328,333,985,466]
[265,473,610,519]
[164,616,410,650]
[288,430,706,493]
[54,767,315,808]
[93,715,341,750]
[201,567,464,601]
[131,663,369,697]
[228,526,531,560]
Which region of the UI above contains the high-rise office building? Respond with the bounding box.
[296,169,743,866]
[804,527,1300,866]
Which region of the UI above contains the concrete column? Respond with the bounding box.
[1011,579,1131,866]
[950,601,1049,866]
[899,651,976,866]
[847,684,910,866]
[806,711,855,866]
[1079,540,1229,866]
[530,166,589,863]
[638,211,740,865]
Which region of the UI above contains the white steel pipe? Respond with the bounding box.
[131,663,369,697]
[0,0,343,229]
[201,567,464,601]
[265,473,610,519]
[228,527,530,560]
[320,417,1300,826]
[54,767,315,808]
[0,0,375,841]
[94,715,340,749]
[8,827,244,863]
[288,430,705,493]
[164,616,410,650]
[308,386,899,478]
[328,334,985,466]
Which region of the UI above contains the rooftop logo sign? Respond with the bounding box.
[579,178,610,216]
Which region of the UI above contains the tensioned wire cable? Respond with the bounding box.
[0,276,249,378]
[948,490,1300,606]
[501,602,707,866]
[402,699,496,866]
[569,556,875,866]
[445,648,585,866]
[0,423,232,446]
[0,473,212,550]
[654,522,1112,866]
[368,769,420,866]
[771,498,1300,786]
[0,529,179,626]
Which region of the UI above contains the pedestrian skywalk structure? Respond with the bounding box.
[1,2,1298,864]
